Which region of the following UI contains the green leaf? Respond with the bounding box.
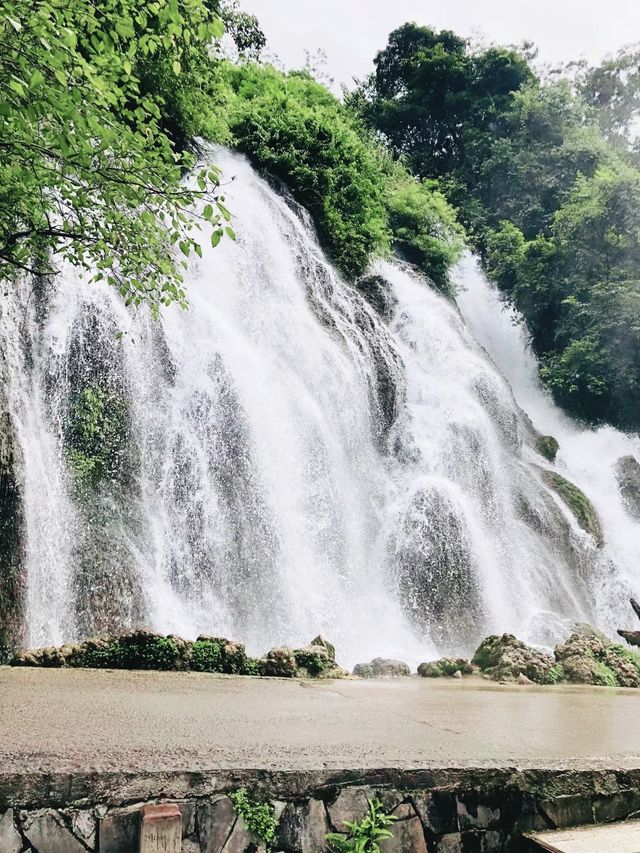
[225,227,236,241]
[211,230,222,248]
[172,60,181,75]
[203,203,213,220]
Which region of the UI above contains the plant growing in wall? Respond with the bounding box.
[229,788,278,847]
[326,798,397,852]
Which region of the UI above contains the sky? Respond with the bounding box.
[241,0,640,88]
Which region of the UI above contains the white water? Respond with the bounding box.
[3,150,638,666]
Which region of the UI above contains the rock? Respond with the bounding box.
[617,630,640,648]
[24,809,88,853]
[276,798,330,852]
[293,643,334,677]
[327,788,370,830]
[198,797,236,853]
[261,647,297,678]
[380,815,427,852]
[472,634,557,684]
[417,658,473,678]
[517,673,534,685]
[98,806,141,853]
[453,669,462,679]
[353,657,411,678]
[65,808,96,847]
[196,637,247,675]
[354,274,395,320]
[615,455,640,521]
[554,633,640,688]
[540,470,603,546]
[220,815,262,853]
[535,434,560,463]
[0,809,22,853]
[310,635,336,663]
[571,622,611,644]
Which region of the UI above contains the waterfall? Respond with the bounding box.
[2,148,638,666]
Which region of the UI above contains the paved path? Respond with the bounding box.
[1,668,639,774]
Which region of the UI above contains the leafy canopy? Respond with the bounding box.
[0,0,230,313]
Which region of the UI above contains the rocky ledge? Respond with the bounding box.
[9,630,345,679]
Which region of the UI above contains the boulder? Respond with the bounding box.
[293,643,335,677]
[535,434,560,463]
[472,634,557,684]
[353,657,411,678]
[554,633,640,688]
[0,810,22,853]
[540,470,603,546]
[615,455,640,521]
[261,647,297,678]
[417,658,473,678]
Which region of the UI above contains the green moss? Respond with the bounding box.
[81,633,184,670]
[418,657,473,677]
[541,470,603,545]
[229,789,277,845]
[543,664,564,684]
[535,434,560,462]
[607,643,640,676]
[591,658,618,687]
[243,657,262,676]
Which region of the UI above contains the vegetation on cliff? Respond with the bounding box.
[352,25,640,429]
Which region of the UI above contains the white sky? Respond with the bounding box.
[241,0,640,88]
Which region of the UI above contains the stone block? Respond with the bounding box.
[221,815,264,852]
[0,809,23,853]
[64,808,97,848]
[437,832,463,852]
[198,797,236,853]
[457,798,501,831]
[380,815,427,852]
[99,806,141,853]
[327,788,369,830]
[538,795,593,828]
[277,798,329,852]
[413,792,458,835]
[593,790,640,823]
[140,804,182,852]
[23,809,88,853]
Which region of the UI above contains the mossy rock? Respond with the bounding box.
[555,633,640,688]
[353,657,411,678]
[261,646,297,678]
[417,657,473,678]
[472,634,557,684]
[541,470,603,546]
[535,434,559,463]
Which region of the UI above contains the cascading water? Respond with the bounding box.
[2,148,638,666]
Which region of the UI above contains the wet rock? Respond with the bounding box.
[354,274,396,321]
[310,634,336,663]
[198,797,236,853]
[453,669,462,679]
[417,658,473,678]
[535,434,560,463]
[472,634,557,684]
[517,673,534,685]
[571,622,611,644]
[555,633,640,687]
[293,642,342,677]
[23,809,88,853]
[65,808,96,847]
[0,809,22,853]
[196,637,248,675]
[540,470,603,546]
[615,455,640,521]
[353,657,411,678]
[261,647,297,678]
[618,630,640,648]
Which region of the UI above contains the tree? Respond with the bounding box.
[0,0,230,314]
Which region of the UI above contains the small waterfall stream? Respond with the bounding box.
[2,149,638,666]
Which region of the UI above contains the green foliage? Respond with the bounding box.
[607,644,640,676]
[81,632,184,669]
[190,638,223,672]
[354,27,640,428]
[535,434,560,463]
[65,384,128,493]
[326,799,397,852]
[591,657,618,688]
[386,175,464,294]
[543,664,564,685]
[203,61,462,287]
[229,788,277,845]
[0,0,228,311]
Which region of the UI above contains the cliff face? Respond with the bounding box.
[0,354,24,660]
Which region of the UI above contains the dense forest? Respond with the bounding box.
[2,0,640,429]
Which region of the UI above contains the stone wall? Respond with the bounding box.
[1,768,640,851]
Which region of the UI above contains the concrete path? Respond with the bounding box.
[527,820,640,852]
[1,668,639,774]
